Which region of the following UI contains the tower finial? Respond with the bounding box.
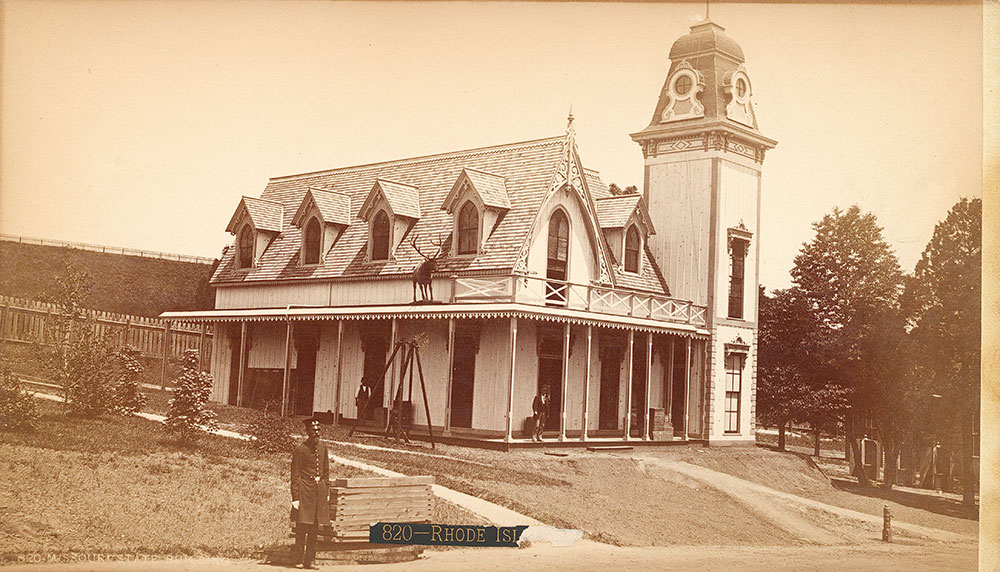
[568,105,574,125]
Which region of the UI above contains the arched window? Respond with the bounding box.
[624,226,640,273]
[238,225,253,269]
[546,210,569,281]
[372,210,390,261]
[457,201,479,255]
[304,218,322,264]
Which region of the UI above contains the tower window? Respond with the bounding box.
[624,225,640,273]
[725,353,743,433]
[238,225,253,269]
[736,78,748,98]
[303,217,322,264]
[457,201,478,255]
[728,239,747,319]
[372,210,390,261]
[675,74,692,96]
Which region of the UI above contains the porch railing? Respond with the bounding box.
[451,275,707,327]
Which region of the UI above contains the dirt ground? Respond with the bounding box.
[0,540,978,571]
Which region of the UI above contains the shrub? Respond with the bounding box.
[0,368,41,431]
[111,346,147,414]
[64,323,116,417]
[244,401,293,454]
[165,350,218,444]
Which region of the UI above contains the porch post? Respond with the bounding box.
[667,337,675,426]
[386,318,398,432]
[445,318,455,432]
[334,320,344,421]
[582,325,592,441]
[237,321,247,407]
[198,322,207,371]
[560,322,570,441]
[644,331,652,441]
[505,316,518,443]
[625,330,634,441]
[281,320,293,417]
[684,337,692,441]
[160,320,172,390]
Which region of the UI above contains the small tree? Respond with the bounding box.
[64,321,116,417]
[111,346,147,414]
[165,350,218,444]
[0,368,41,432]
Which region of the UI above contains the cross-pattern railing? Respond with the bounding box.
[451,275,707,327]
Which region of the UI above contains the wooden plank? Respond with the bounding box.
[334,486,432,496]
[586,445,634,452]
[333,476,434,488]
[333,513,432,524]
[334,494,433,504]
[335,498,434,508]
[333,505,434,516]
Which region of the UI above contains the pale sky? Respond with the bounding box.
[0,1,983,291]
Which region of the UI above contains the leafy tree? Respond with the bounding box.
[790,206,903,486]
[165,349,218,444]
[757,287,848,452]
[908,198,981,507]
[608,183,639,196]
[64,321,117,417]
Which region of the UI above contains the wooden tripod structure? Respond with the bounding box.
[349,340,435,449]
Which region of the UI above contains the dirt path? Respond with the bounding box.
[0,541,978,571]
[636,457,972,545]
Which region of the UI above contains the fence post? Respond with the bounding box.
[0,303,7,352]
[160,321,172,390]
[123,318,131,348]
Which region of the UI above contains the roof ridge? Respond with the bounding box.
[270,135,564,183]
[462,166,507,179]
[376,178,419,188]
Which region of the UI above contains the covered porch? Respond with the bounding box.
[161,302,710,447]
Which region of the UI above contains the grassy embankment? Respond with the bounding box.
[0,400,484,563]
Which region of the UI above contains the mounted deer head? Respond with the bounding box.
[409,233,449,303]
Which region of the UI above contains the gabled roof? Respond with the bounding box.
[357,179,421,221]
[595,194,656,234]
[210,135,671,297]
[441,167,511,212]
[292,187,351,227]
[225,196,284,234]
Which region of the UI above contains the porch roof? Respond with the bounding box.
[160,303,709,337]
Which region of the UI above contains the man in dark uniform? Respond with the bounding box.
[291,416,330,569]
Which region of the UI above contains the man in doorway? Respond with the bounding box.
[291,416,330,569]
[532,385,551,442]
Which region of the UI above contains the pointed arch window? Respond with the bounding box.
[458,201,479,255]
[547,210,569,280]
[624,225,641,273]
[238,225,254,269]
[372,210,390,261]
[303,217,322,264]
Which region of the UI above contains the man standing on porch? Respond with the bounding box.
[291,417,330,569]
[532,385,551,442]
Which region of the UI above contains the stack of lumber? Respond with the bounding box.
[328,476,435,540]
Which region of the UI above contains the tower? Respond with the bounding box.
[631,21,776,444]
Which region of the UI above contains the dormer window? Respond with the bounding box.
[372,210,391,261]
[291,187,351,267]
[238,224,254,269]
[624,225,641,273]
[457,201,479,255]
[441,168,510,256]
[303,217,322,265]
[226,196,284,272]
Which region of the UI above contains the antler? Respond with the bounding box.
[409,232,449,260]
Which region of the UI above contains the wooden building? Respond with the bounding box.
[163,20,775,447]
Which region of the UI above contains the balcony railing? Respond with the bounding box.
[451,275,707,328]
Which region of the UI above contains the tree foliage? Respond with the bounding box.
[907,197,981,506]
[165,350,218,444]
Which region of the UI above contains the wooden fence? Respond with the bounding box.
[0,295,213,385]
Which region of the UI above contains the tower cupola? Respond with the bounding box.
[631,20,775,160]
